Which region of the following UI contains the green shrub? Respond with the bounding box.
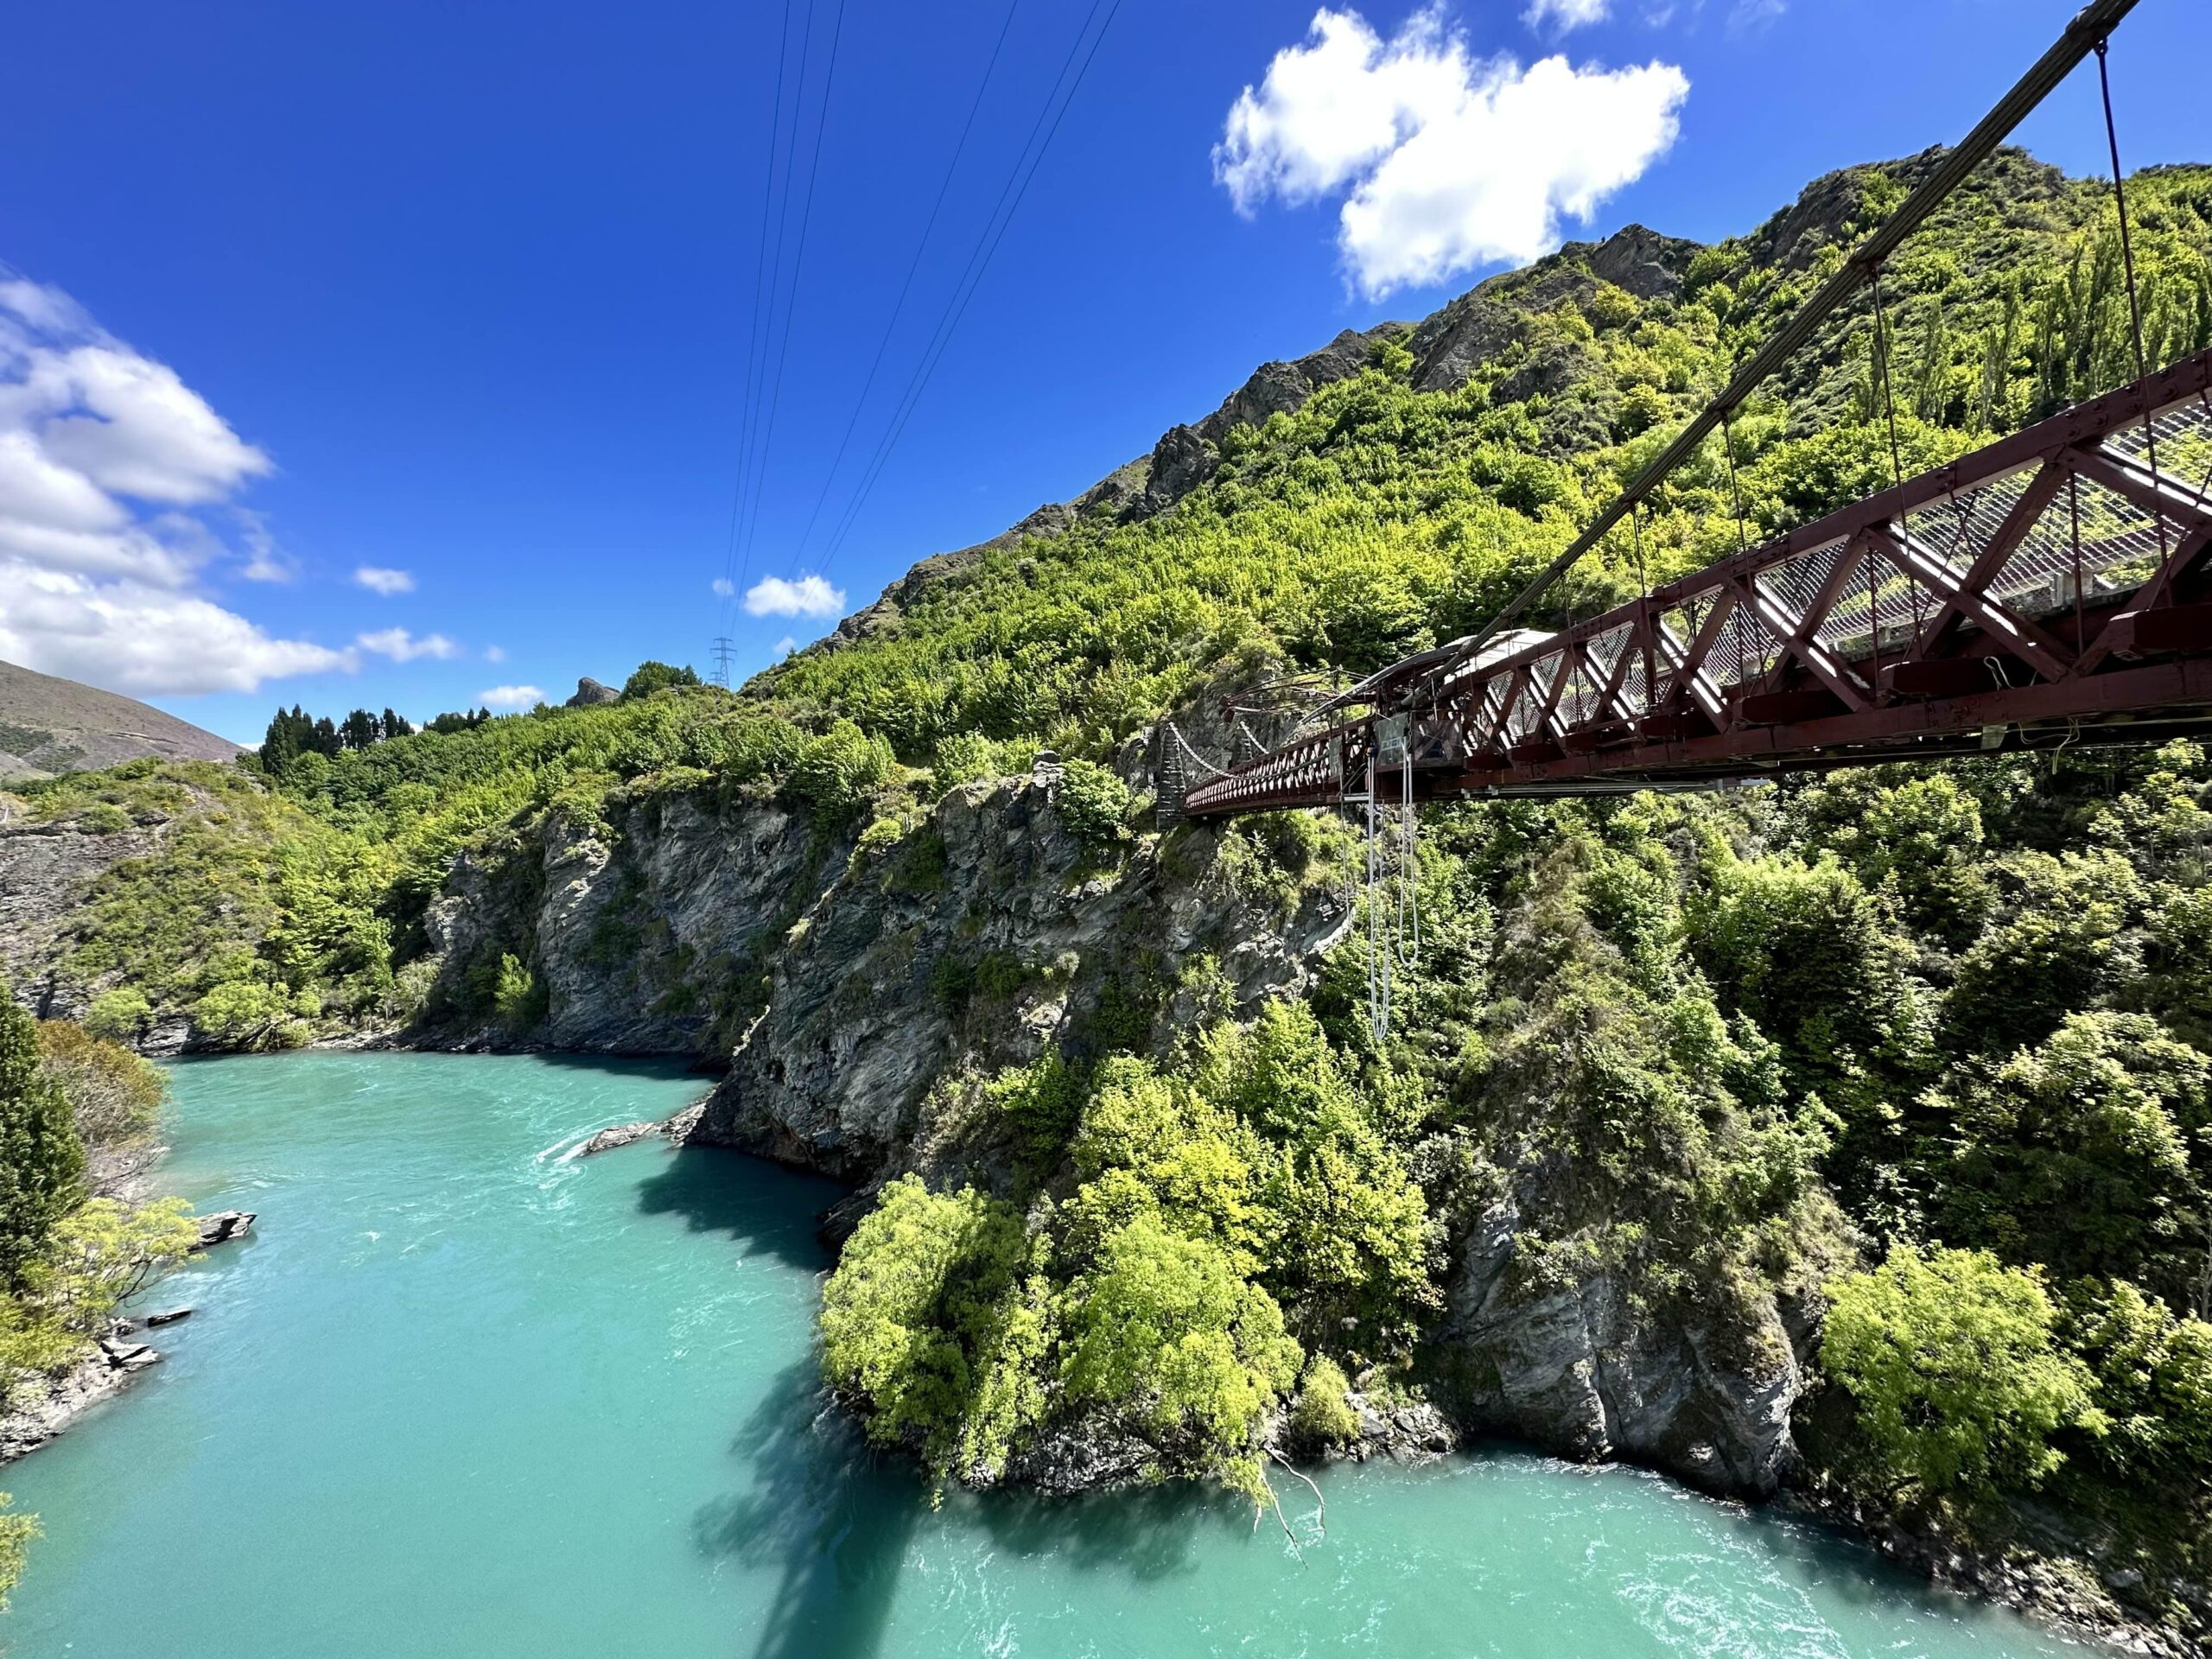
[492,954,546,1031]
[76,804,130,836]
[1053,760,1132,849]
[35,1020,164,1160]
[79,989,149,1044]
[190,980,298,1047]
[1287,1356,1361,1450]
[820,1176,1033,1482]
[782,720,898,825]
[2061,1280,2212,1489]
[0,1495,35,1611]
[1821,1244,2101,1501]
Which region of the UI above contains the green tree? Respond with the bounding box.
[1933,1013,2209,1302]
[0,1494,35,1611]
[1821,1244,2102,1501]
[2059,1279,2212,1488]
[620,661,702,700]
[0,1001,86,1292]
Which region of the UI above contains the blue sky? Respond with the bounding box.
[1,0,2204,744]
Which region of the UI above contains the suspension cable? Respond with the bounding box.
[1721,407,1750,555]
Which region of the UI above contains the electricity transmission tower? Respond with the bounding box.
[710,636,736,690]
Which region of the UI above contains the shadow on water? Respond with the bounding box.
[697,1358,1229,1659]
[633,1144,849,1272]
[696,1360,924,1659]
[960,1482,1222,1584]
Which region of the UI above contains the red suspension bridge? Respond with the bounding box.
[1183,352,2212,817]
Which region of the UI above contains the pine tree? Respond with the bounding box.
[340,709,380,751]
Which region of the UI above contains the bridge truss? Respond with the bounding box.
[1184,349,2212,818]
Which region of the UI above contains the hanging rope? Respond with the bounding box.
[1396,753,1420,973]
[2095,35,2172,592]
[1868,263,1928,647]
[1631,505,1656,718]
[1871,263,1907,492]
[1363,753,1390,1046]
[1721,408,1751,556]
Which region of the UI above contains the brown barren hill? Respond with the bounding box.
[0,659,246,779]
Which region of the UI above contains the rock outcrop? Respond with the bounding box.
[684,778,1351,1179]
[565,677,620,708]
[191,1211,255,1250]
[1436,1200,1801,1497]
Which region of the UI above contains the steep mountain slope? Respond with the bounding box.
[0,659,243,779]
[5,148,2212,1649]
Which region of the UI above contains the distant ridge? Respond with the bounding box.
[0,659,245,779]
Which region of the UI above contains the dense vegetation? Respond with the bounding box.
[0,1001,199,1608]
[9,149,2212,1630]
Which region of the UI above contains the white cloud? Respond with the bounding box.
[357,626,460,663]
[479,683,543,709]
[1525,0,1610,29]
[0,561,354,695]
[236,509,292,582]
[1213,8,1688,296]
[774,636,798,658]
[743,573,844,620]
[0,270,347,694]
[711,576,734,598]
[484,644,507,663]
[353,564,414,595]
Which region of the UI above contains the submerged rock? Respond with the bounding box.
[575,1120,664,1156]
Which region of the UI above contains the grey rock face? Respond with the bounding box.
[0,815,166,1023]
[689,777,1351,1181]
[565,677,620,708]
[1193,326,1400,445]
[1436,1200,1801,1496]
[1408,295,1526,393]
[1141,424,1218,515]
[1582,223,1699,302]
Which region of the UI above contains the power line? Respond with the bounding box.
[790,0,1025,561]
[810,0,1123,579]
[730,0,849,604]
[718,0,803,635]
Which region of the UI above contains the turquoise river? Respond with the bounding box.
[0,1053,2095,1657]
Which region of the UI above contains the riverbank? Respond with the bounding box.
[0,1341,158,1465]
